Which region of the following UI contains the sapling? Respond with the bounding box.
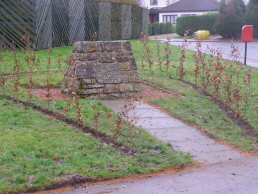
[164,37,172,77]
[0,50,8,96]
[12,53,22,100]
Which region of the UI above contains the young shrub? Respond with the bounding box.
[152,22,160,35]
[215,0,245,38]
[149,24,152,35]
[160,23,166,34]
[215,14,244,38]
[166,22,173,33]
[245,0,258,37]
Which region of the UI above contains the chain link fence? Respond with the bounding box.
[0,0,149,50]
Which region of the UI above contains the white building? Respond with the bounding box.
[148,0,219,24]
[139,0,179,9]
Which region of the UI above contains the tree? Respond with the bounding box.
[249,0,258,4]
[215,0,245,38]
[246,0,258,37]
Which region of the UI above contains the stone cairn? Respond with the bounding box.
[61,41,142,99]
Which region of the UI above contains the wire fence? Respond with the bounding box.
[0,0,149,50]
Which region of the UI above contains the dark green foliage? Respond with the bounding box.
[215,0,246,38]
[141,8,149,35]
[233,0,246,15]
[246,1,258,37]
[160,23,166,34]
[149,24,152,35]
[250,0,258,3]
[215,14,244,38]
[218,0,227,14]
[152,22,160,35]
[176,13,218,36]
[85,1,99,41]
[166,22,173,33]
[111,3,121,40]
[131,5,142,39]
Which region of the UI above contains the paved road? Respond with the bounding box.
[57,157,258,194]
[159,37,258,68]
[52,100,258,194]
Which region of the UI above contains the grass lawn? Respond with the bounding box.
[130,39,258,150]
[1,37,258,193]
[0,46,193,193]
[149,34,182,39]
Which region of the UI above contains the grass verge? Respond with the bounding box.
[0,46,193,193]
[129,39,258,151]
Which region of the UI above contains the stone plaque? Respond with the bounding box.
[75,62,95,78]
[96,63,121,84]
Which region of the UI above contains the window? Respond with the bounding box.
[150,0,158,5]
[162,15,178,24]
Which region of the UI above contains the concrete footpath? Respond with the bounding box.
[54,100,258,194]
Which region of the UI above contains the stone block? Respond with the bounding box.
[123,41,132,51]
[120,62,131,71]
[68,55,75,66]
[98,53,115,63]
[104,84,120,93]
[120,74,129,83]
[87,53,98,61]
[81,88,102,94]
[60,77,68,92]
[101,93,122,99]
[128,71,141,82]
[91,79,96,84]
[98,42,105,52]
[105,42,122,52]
[61,77,81,93]
[83,79,92,84]
[95,63,121,84]
[120,84,134,92]
[72,79,82,92]
[116,53,130,62]
[133,83,142,92]
[75,62,95,79]
[82,84,104,89]
[79,54,88,61]
[64,66,75,77]
[130,58,137,70]
[72,42,86,53]
[86,42,98,53]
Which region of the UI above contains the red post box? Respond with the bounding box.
[241,25,253,42]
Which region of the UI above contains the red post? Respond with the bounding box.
[241,25,254,65]
[242,25,253,42]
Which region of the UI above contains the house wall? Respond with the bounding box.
[140,0,179,9]
[159,11,218,24]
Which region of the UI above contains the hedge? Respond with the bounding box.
[160,23,166,34]
[176,13,218,36]
[149,24,152,35]
[152,22,160,35]
[166,22,173,33]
